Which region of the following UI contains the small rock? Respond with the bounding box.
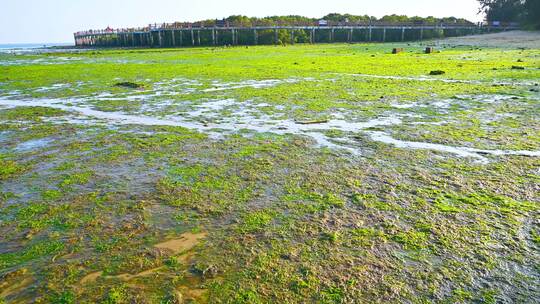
[511,66,525,70]
[429,70,445,75]
[114,81,144,89]
[295,119,328,125]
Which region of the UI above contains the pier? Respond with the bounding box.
[74,22,518,48]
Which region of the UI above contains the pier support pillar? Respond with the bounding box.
[191,29,195,46]
[253,29,258,45]
[401,27,405,42]
[197,30,201,45]
[382,28,386,42]
[290,29,294,44]
[274,29,278,45]
[420,27,424,40]
[172,30,176,46]
[212,28,216,45]
[311,29,315,43]
[368,26,372,42]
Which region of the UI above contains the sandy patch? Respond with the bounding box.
[437,30,540,48]
[154,232,207,254]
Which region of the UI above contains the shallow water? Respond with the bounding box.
[1,96,539,163]
[368,132,540,163]
[203,79,300,92]
[15,138,52,152]
[0,97,396,154]
[336,73,539,86]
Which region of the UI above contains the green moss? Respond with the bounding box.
[42,189,63,201]
[0,106,67,121]
[102,285,128,304]
[321,231,341,243]
[284,188,345,214]
[532,230,540,245]
[0,154,24,180]
[1,43,539,302]
[351,227,387,247]
[0,240,64,268]
[239,210,276,233]
[59,171,93,188]
[50,291,75,304]
[392,229,429,250]
[320,286,345,303]
[232,289,263,304]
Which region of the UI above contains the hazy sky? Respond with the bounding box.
[0,0,483,44]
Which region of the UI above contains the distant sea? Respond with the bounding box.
[0,43,72,49]
[0,43,74,53]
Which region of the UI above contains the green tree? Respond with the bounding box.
[478,0,540,28]
[523,0,540,28]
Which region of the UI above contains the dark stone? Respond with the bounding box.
[114,82,144,89]
[429,70,445,75]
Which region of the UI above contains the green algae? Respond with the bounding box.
[0,41,539,303]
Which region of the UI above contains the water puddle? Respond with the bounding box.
[187,98,237,117]
[154,232,207,254]
[34,83,72,93]
[78,231,207,287]
[113,266,166,281]
[79,271,103,285]
[0,276,33,299]
[0,57,83,66]
[0,97,397,155]
[335,73,538,86]
[1,96,539,163]
[369,131,540,163]
[391,102,418,109]
[78,267,171,285]
[15,138,52,152]
[203,78,302,92]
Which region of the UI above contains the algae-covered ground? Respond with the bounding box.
[0,33,539,303]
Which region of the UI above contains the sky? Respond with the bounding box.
[0,0,483,44]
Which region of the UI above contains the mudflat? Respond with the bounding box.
[1,34,539,302]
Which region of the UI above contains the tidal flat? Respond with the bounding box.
[0,36,539,303]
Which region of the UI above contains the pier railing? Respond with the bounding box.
[74,22,520,47]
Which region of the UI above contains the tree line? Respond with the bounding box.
[191,13,473,27]
[478,0,540,28]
